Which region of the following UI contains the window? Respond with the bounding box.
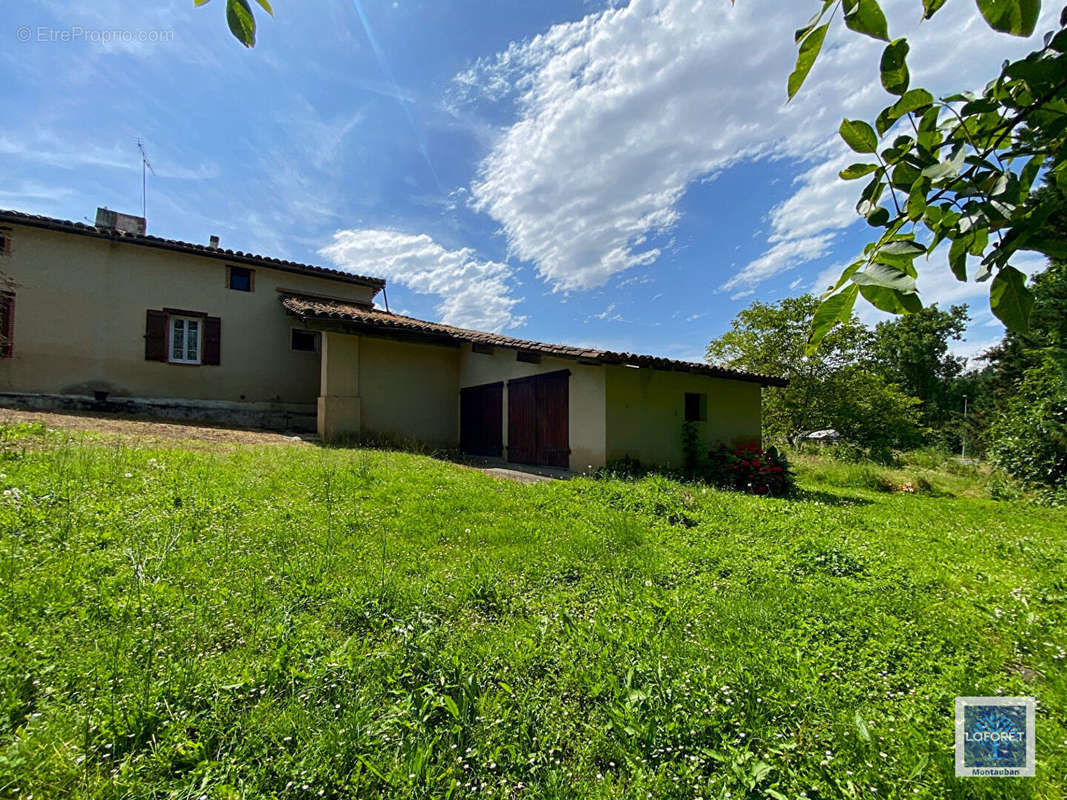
[169,316,202,364]
[146,309,220,365]
[684,392,707,422]
[227,265,253,292]
[291,329,319,352]
[0,292,13,358]
[0,232,9,256]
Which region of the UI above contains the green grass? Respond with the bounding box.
[0,424,1065,799]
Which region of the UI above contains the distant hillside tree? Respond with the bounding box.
[706,294,921,451]
[872,304,969,429]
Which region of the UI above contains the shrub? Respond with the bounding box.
[704,442,795,497]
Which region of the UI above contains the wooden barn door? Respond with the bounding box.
[460,382,503,457]
[507,370,570,468]
[507,377,538,465]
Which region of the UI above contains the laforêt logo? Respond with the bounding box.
[955,697,1035,777]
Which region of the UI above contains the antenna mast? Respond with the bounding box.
[136,138,156,219]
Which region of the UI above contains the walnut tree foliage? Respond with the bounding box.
[777,0,1067,353]
[194,0,272,48]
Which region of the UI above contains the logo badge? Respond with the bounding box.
[955,697,1035,777]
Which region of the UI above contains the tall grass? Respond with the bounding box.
[0,423,1063,798]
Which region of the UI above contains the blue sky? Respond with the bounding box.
[2,0,1057,363]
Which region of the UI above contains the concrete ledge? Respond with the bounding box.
[0,392,316,433]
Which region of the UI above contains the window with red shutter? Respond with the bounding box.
[0,292,14,358]
[145,309,220,365]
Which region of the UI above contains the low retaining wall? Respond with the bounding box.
[0,393,317,433]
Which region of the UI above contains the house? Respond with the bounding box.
[0,207,786,471]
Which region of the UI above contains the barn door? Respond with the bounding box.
[460,382,503,457]
[507,376,538,465]
[507,370,570,468]
[535,371,570,468]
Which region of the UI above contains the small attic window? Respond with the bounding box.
[472,343,494,355]
[227,265,253,292]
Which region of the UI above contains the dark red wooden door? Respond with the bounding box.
[507,370,570,468]
[460,382,503,457]
[535,371,570,468]
[507,377,538,465]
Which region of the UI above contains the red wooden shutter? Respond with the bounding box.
[202,316,221,365]
[145,309,166,361]
[0,293,13,358]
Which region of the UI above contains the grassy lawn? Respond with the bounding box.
[0,422,1064,799]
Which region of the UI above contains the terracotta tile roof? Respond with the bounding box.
[281,293,788,387]
[0,209,385,290]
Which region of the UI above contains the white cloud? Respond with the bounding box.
[457,0,1057,297]
[319,230,525,332]
[725,235,834,292]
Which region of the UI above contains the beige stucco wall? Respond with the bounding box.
[458,344,607,471]
[0,224,377,407]
[358,337,460,446]
[605,366,762,468]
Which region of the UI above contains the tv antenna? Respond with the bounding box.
[136,138,156,218]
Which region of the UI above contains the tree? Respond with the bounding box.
[871,304,969,427]
[780,0,1067,352]
[195,0,273,48]
[988,355,1067,492]
[982,247,1067,393]
[706,294,922,450]
[984,254,1067,489]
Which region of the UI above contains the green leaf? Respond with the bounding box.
[843,0,890,41]
[442,695,461,720]
[226,0,256,47]
[921,148,967,182]
[893,88,935,116]
[880,240,926,256]
[880,39,910,96]
[949,237,970,281]
[840,163,880,180]
[795,0,835,42]
[866,206,891,226]
[975,0,1040,36]
[194,0,212,5]
[855,710,872,742]
[788,24,830,100]
[907,182,927,221]
[806,285,859,355]
[859,284,923,313]
[922,0,949,17]
[840,119,879,153]
[989,265,1033,332]
[823,260,865,296]
[254,0,274,13]
[851,262,918,292]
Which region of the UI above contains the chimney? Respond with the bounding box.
[209,235,220,249]
[95,207,146,236]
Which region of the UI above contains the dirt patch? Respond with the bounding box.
[0,408,315,449]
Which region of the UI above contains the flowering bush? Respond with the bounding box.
[704,442,795,497]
